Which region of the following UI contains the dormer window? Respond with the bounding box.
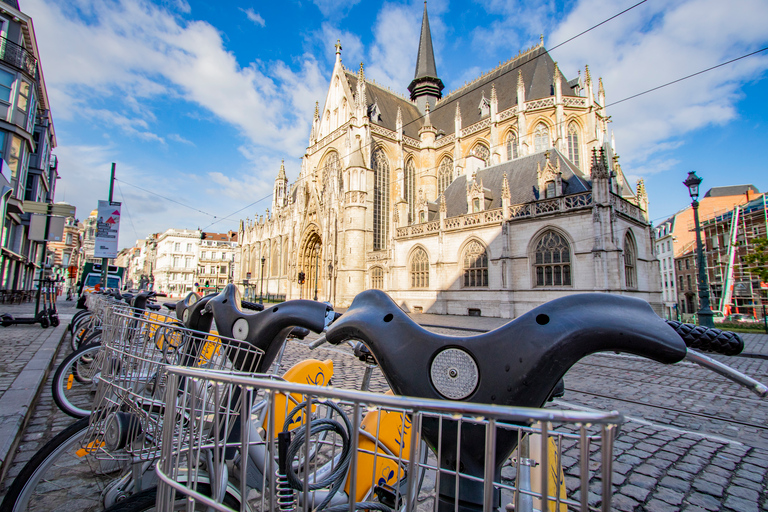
[472,198,480,212]
[545,181,556,199]
[478,94,490,117]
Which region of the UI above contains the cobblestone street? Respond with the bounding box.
[1,307,766,511]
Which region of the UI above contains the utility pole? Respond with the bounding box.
[101,163,116,289]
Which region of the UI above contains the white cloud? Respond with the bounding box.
[311,0,361,18]
[168,133,194,145]
[25,0,325,156]
[240,8,265,27]
[545,0,768,171]
[366,3,422,93]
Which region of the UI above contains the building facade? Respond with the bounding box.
[148,229,236,297]
[654,185,759,320]
[238,5,661,317]
[0,0,58,292]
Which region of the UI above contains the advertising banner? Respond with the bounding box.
[94,200,121,258]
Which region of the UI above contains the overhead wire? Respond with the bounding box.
[115,178,218,219]
[115,179,139,243]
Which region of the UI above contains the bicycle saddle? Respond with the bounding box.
[325,290,688,511]
[201,284,330,373]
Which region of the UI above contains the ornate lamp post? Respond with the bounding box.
[683,171,714,327]
[245,271,252,300]
[259,256,266,305]
[327,262,333,303]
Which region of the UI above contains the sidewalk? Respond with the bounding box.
[0,298,75,484]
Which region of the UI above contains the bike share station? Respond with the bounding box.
[0,202,74,328]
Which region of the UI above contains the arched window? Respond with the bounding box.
[372,148,390,251]
[404,158,416,224]
[463,240,488,287]
[624,232,637,289]
[533,231,571,287]
[471,143,490,167]
[410,248,429,288]
[321,151,340,196]
[371,267,384,290]
[534,123,550,153]
[438,157,453,196]
[506,133,518,160]
[567,123,580,167]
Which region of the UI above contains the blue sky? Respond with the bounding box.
[23,0,768,248]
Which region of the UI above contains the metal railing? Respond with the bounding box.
[0,37,36,77]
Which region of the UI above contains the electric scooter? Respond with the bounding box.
[43,277,60,327]
[1,278,54,328]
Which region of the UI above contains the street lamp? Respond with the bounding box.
[259,256,266,304]
[245,271,252,300]
[327,262,333,303]
[313,244,320,301]
[683,171,715,328]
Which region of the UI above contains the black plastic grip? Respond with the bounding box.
[241,300,265,312]
[665,320,744,356]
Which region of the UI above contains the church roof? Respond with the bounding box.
[346,45,577,141]
[442,148,591,218]
[430,46,577,134]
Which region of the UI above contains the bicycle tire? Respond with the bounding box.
[0,417,130,512]
[69,310,89,333]
[71,316,93,351]
[52,343,103,418]
[101,484,240,512]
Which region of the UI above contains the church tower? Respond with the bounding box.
[272,160,288,212]
[407,2,444,113]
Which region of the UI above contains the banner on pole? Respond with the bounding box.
[94,200,121,258]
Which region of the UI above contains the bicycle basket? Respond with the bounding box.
[156,367,623,512]
[83,312,265,462]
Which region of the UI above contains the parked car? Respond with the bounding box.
[721,313,758,323]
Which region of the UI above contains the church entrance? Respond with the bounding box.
[299,232,322,300]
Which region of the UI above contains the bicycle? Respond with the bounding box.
[0,286,333,512]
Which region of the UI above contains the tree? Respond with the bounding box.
[743,237,768,282]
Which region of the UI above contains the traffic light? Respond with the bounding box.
[298,272,305,284]
[205,280,210,288]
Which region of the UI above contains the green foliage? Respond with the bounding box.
[742,237,768,282]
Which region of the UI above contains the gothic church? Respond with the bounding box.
[237,4,660,317]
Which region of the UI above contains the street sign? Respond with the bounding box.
[22,201,76,217]
[94,200,121,258]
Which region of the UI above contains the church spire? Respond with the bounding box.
[407,1,444,113]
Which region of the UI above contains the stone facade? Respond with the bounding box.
[237,7,661,317]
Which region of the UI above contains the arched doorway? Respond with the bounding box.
[299,231,322,300]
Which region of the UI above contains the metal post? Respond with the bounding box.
[692,199,715,327]
[259,256,265,304]
[101,163,116,290]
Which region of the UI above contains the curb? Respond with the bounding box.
[0,322,68,486]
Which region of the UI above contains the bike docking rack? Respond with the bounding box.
[81,309,266,466]
[155,367,624,512]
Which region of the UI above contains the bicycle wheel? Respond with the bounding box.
[0,417,130,512]
[101,484,241,512]
[52,343,103,418]
[71,317,94,351]
[69,310,90,333]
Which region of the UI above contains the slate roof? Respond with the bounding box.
[345,45,578,141]
[703,185,759,197]
[441,148,591,218]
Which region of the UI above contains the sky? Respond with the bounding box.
[22,0,768,249]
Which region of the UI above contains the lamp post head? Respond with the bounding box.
[683,171,702,201]
[261,256,266,264]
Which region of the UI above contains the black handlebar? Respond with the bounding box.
[201,284,330,373]
[665,320,744,355]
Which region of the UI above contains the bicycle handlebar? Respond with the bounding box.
[201,284,331,372]
[665,320,744,355]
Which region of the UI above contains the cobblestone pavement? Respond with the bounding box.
[1,312,766,511]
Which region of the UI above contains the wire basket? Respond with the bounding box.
[83,311,265,462]
[156,367,624,512]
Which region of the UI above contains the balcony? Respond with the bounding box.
[0,37,36,78]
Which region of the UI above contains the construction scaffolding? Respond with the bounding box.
[697,194,768,319]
